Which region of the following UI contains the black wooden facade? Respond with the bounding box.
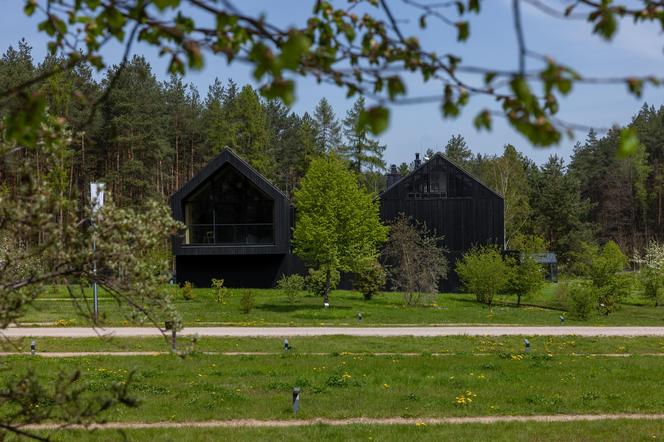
[170,148,302,287]
[380,153,505,291]
[171,149,504,291]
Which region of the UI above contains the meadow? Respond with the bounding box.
[4,335,664,440]
[19,280,664,327]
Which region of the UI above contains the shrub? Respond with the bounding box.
[568,282,596,320]
[354,260,386,300]
[276,274,305,303]
[456,246,512,311]
[239,290,255,314]
[382,214,447,306]
[180,281,195,301]
[639,241,664,306]
[589,241,628,314]
[506,256,544,306]
[554,281,570,306]
[306,268,340,297]
[210,278,227,304]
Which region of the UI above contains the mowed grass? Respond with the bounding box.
[5,338,664,423]
[41,420,664,442]
[18,282,664,326]
[9,335,664,355]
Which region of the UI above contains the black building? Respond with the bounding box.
[170,148,301,288]
[171,149,504,291]
[380,153,505,291]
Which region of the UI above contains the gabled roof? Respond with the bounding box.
[171,147,289,204]
[381,152,503,199]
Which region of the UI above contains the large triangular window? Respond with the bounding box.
[183,164,274,245]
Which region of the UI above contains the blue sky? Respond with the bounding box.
[2,0,663,167]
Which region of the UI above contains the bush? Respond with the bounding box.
[180,281,195,301]
[239,290,255,314]
[354,260,386,300]
[306,268,340,297]
[639,241,664,306]
[506,256,544,306]
[589,241,628,314]
[568,282,596,320]
[382,214,447,306]
[210,278,227,304]
[456,246,512,311]
[276,274,305,303]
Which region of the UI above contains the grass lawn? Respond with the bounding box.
[41,420,664,442]
[18,282,664,326]
[10,335,664,355]
[4,336,664,441]
[4,337,664,422]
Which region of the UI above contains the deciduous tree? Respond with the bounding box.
[293,155,387,305]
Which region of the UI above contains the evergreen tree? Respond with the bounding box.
[313,97,341,154]
[531,155,594,263]
[443,134,472,167]
[224,85,272,178]
[340,96,386,174]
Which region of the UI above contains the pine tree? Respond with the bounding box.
[444,134,473,167]
[340,96,386,174]
[313,98,341,153]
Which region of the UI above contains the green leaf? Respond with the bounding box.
[626,77,644,98]
[473,109,491,131]
[153,0,180,11]
[279,32,311,70]
[359,106,390,135]
[24,0,37,16]
[260,79,295,106]
[618,127,640,158]
[455,21,470,41]
[386,76,406,99]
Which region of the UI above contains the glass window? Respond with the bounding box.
[183,164,275,245]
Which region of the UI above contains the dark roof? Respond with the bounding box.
[170,147,289,204]
[381,152,503,199]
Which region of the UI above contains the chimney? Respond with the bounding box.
[386,164,401,187]
[414,152,421,168]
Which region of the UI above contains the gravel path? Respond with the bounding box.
[6,326,664,337]
[2,351,664,358]
[22,413,664,430]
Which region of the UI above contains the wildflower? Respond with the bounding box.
[383,383,390,389]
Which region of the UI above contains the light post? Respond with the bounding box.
[292,387,301,414]
[30,340,36,356]
[90,182,105,323]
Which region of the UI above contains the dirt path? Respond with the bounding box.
[6,326,664,337]
[2,351,664,358]
[22,413,664,431]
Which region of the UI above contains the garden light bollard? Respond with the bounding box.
[284,338,289,351]
[292,387,301,414]
[30,340,36,356]
[357,312,363,321]
[560,315,565,324]
[524,339,530,353]
[324,302,330,308]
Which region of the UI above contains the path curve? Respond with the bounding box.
[23,413,664,431]
[6,326,664,337]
